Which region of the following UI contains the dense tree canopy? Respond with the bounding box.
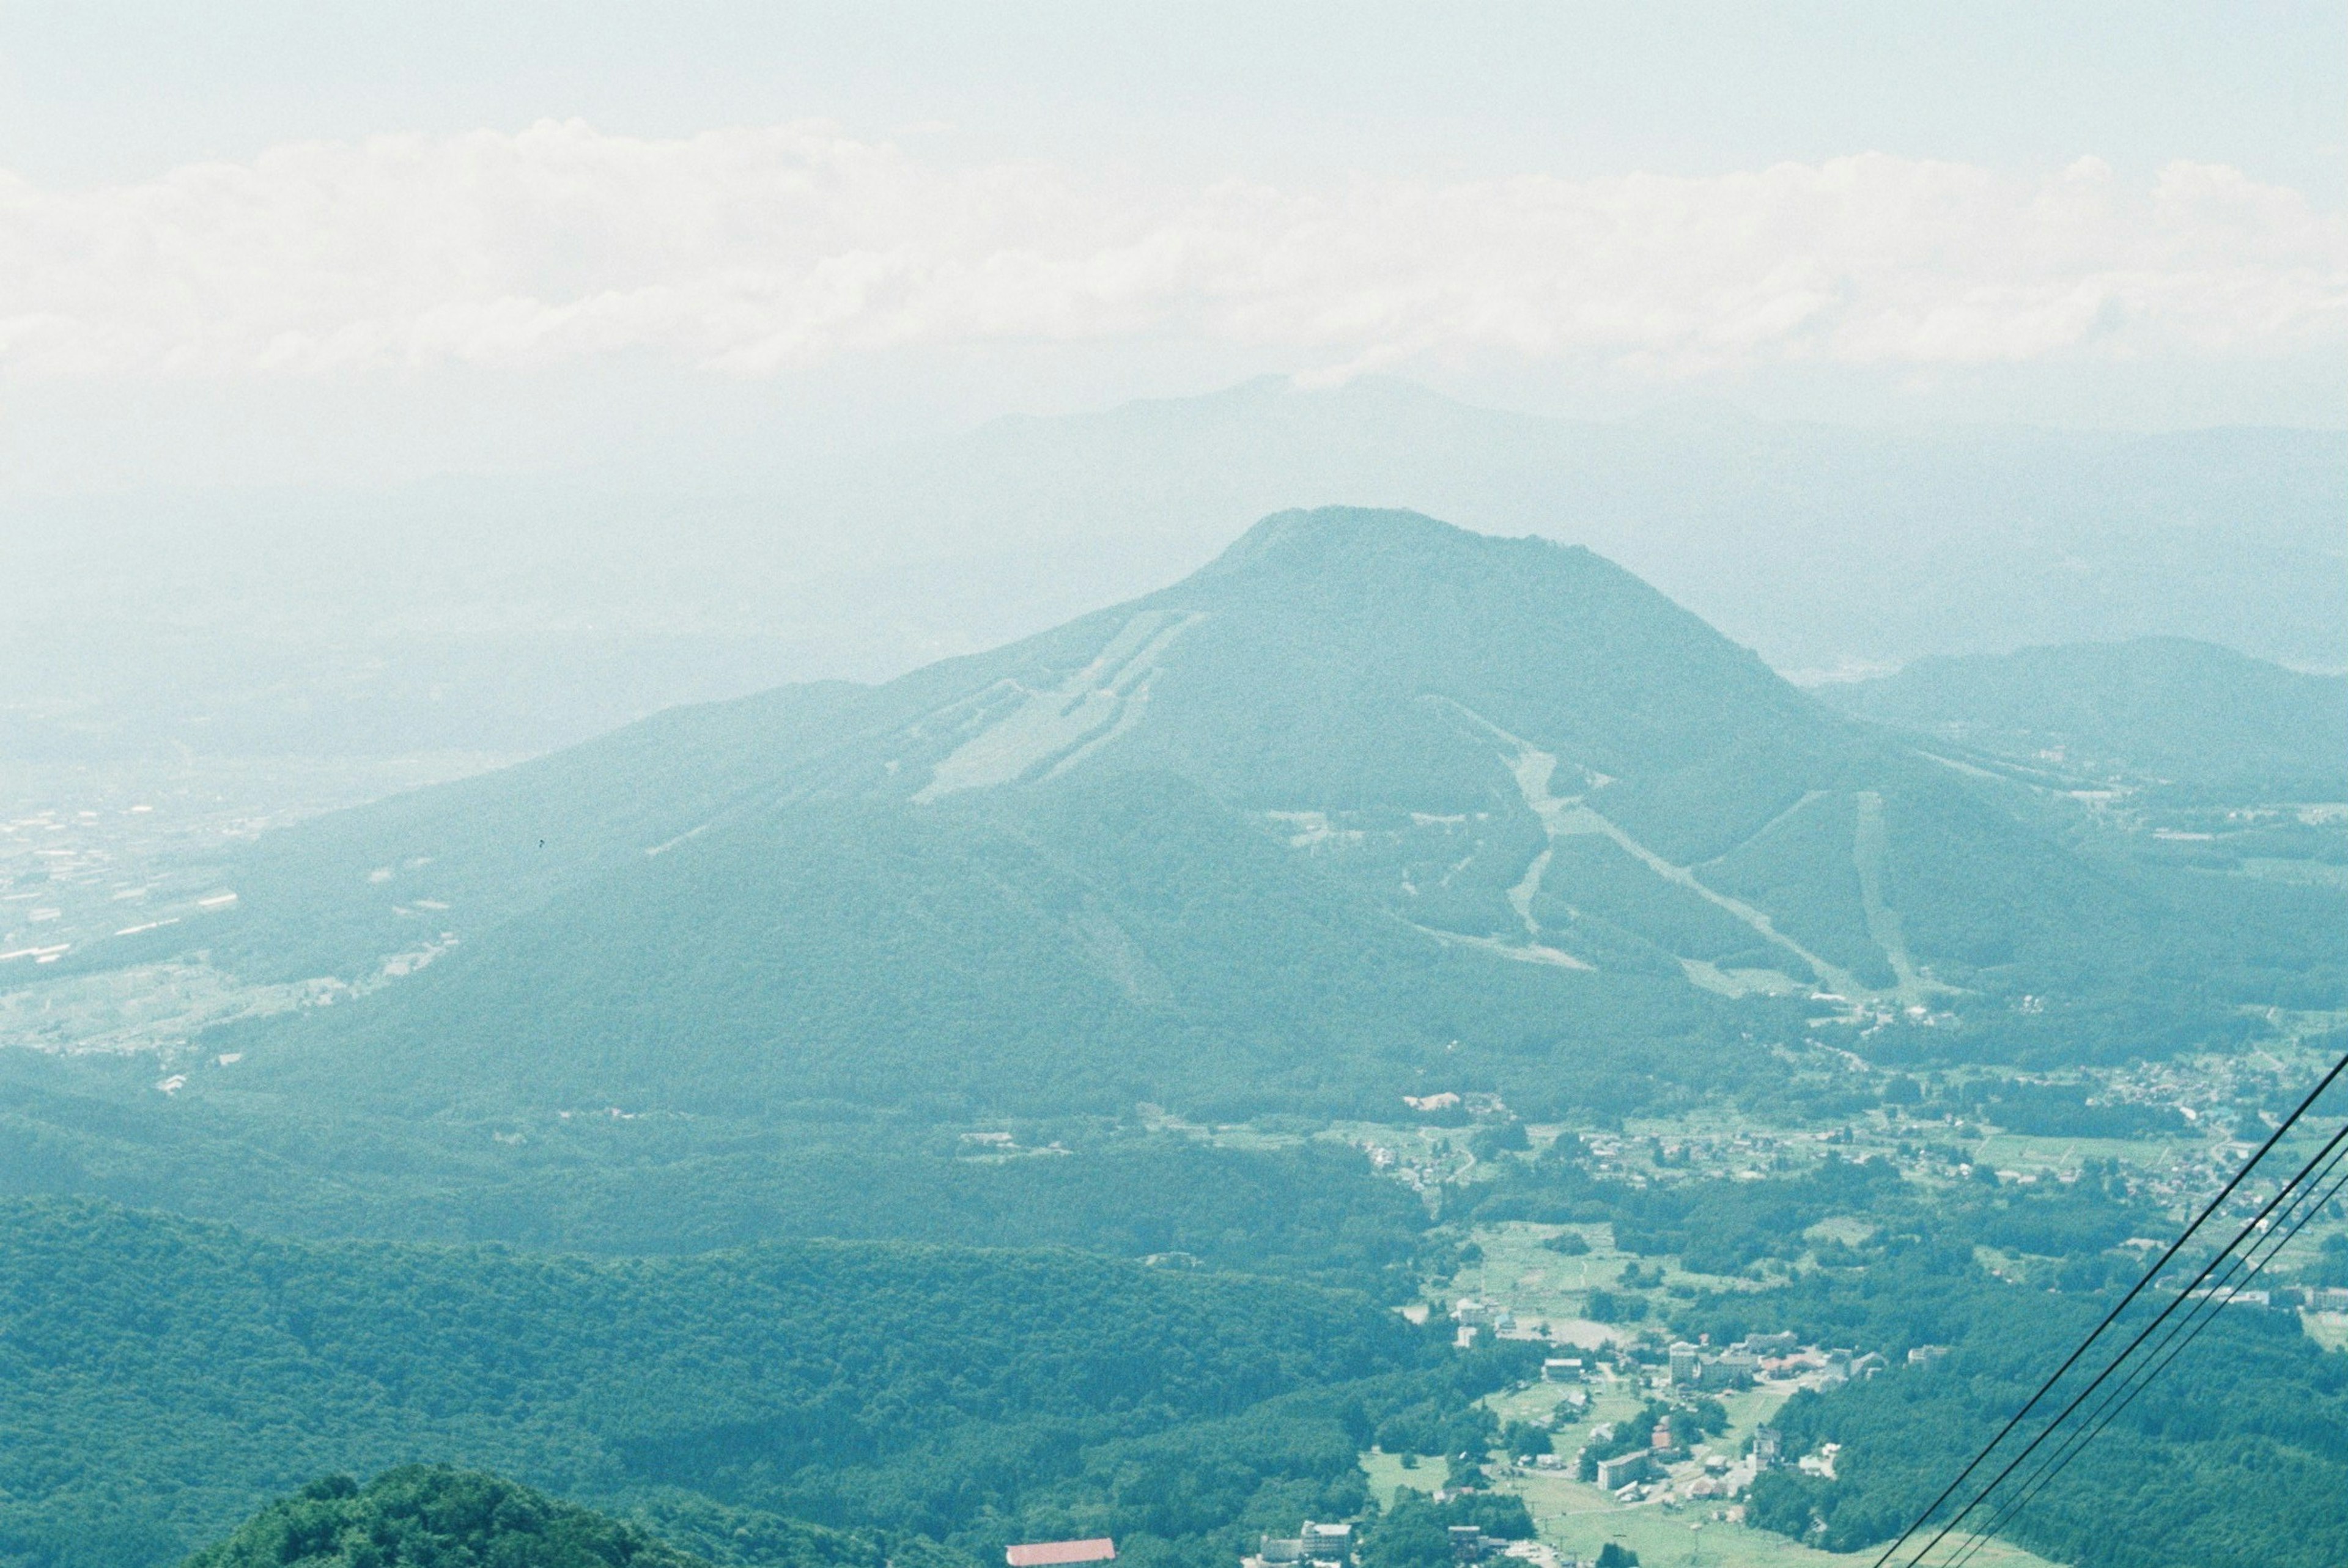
[0,1199,1524,1568]
[180,1468,709,1568]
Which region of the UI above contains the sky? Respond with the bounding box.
[1,2,2342,495]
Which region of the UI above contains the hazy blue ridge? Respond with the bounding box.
[1821,636,2348,795]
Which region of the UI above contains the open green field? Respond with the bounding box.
[1970,1131,2209,1177]
[1442,1220,1771,1342]
[2305,1312,2348,1354]
[1508,1468,2060,1568]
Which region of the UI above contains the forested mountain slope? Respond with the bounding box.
[0,1058,1435,1290]
[0,1198,1455,1567]
[132,508,2342,1121]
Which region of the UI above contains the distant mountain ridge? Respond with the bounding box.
[1821,638,2348,796]
[9,378,2341,768]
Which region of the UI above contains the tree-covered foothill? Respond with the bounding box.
[1460,1143,1907,1275]
[0,1058,1435,1301]
[1458,1134,2159,1281]
[1821,637,2348,800]
[0,1199,1529,1568]
[1941,1078,2188,1139]
[180,1468,710,1568]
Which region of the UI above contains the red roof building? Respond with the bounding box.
[1006,1541,1117,1567]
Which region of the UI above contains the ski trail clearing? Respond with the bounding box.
[1438,699,1867,999]
[1853,789,1957,1004]
[914,611,1203,802]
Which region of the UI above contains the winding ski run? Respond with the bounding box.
[1438,700,1875,1002]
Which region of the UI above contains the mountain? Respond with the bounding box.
[1819,638,2348,797]
[0,1196,1438,1565]
[142,507,2341,1130]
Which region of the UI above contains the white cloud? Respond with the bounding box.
[0,120,2340,381]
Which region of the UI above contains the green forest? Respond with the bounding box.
[180,1469,710,1568]
[0,1198,1534,1568]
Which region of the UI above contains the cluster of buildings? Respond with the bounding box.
[1246,1516,1546,1568]
[2191,1284,2348,1313]
[1440,1525,1525,1563]
[1249,1522,1354,1568]
[1557,1333,1919,1510]
[1584,1422,1768,1504]
[1665,1335,1902,1391]
[1452,1296,1535,1349]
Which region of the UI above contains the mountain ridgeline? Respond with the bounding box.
[1822,636,2348,798]
[153,507,2341,1122]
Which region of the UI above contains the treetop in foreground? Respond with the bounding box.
[180,1467,706,1567]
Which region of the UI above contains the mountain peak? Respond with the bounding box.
[1197,505,1586,585]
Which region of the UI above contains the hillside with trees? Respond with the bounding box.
[0,1198,1515,1567]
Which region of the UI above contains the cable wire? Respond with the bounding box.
[1939,1148,2348,1568]
[1936,1136,2348,1568]
[1888,1109,2348,1568]
[1864,1047,2348,1568]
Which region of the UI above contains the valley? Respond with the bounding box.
[0,510,2343,1568]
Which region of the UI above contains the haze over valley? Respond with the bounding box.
[4,9,2345,1568]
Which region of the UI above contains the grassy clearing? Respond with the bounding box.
[1971,1131,2205,1176]
[1800,1216,1875,1247]
[1507,1467,2059,1568]
[2304,1312,2348,1355]
[1360,1448,1427,1511]
[1445,1220,1767,1338]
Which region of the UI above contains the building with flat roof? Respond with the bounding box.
[1594,1451,1652,1490]
[1008,1542,1116,1567]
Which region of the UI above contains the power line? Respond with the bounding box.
[1940,1144,2348,1568]
[1889,1108,2348,1568]
[1937,1136,2348,1568]
[1864,1045,2348,1568]
[1942,1150,2348,1568]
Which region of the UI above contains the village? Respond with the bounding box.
[1001,1305,2020,1568]
[1362,1213,2061,1568]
